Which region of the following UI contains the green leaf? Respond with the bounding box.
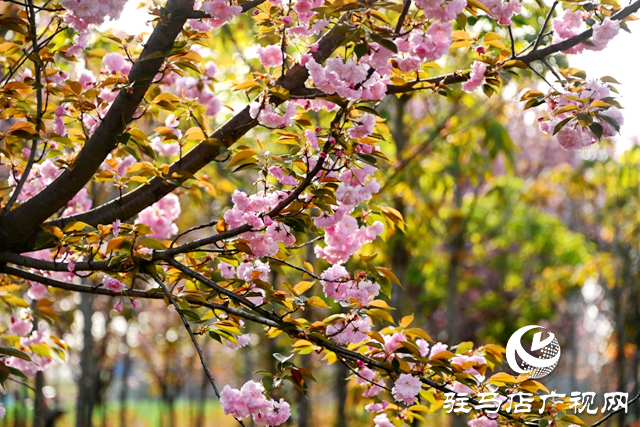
[0,347,32,361]
[589,122,603,140]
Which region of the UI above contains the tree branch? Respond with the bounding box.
[1,265,280,327]
[0,0,198,251]
[23,18,350,254]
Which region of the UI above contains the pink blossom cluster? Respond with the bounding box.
[136,193,182,239]
[101,154,136,177]
[6,323,52,376]
[391,373,422,405]
[269,166,297,187]
[553,11,620,54]
[462,61,488,93]
[170,72,222,117]
[62,0,129,56]
[223,190,296,257]
[61,0,128,28]
[220,380,291,425]
[395,22,453,72]
[189,0,243,31]
[257,45,283,69]
[468,416,499,427]
[20,248,80,300]
[325,315,372,345]
[483,0,522,26]
[355,364,385,397]
[365,400,390,413]
[102,275,127,292]
[9,316,33,337]
[102,53,131,75]
[305,56,389,101]
[374,413,394,427]
[6,353,51,376]
[320,264,380,304]
[538,79,623,150]
[314,215,385,264]
[9,160,92,216]
[250,101,297,128]
[452,353,487,376]
[415,0,468,22]
[225,333,251,350]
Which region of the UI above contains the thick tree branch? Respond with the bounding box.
[22,18,350,255]
[0,0,197,250]
[1,265,280,327]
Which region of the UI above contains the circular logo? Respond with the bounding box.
[506,325,561,379]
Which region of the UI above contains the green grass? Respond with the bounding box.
[3,399,239,427]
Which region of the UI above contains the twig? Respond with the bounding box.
[395,0,412,34]
[533,1,559,52]
[588,391,640,427]
[149,272,247,427]
[508,25,516,58]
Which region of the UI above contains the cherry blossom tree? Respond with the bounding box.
[0,0,638,425]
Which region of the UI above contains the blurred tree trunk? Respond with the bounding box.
[298,241,316,427]
[76,293,95,427]
[446,174,464,346]
[196,346,209,427]
[390,95,411,322]
[120,335,131,427]
[33,372,45,427]
[334,362,348,427]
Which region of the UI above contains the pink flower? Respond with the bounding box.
[384,332,407,353]
[67,262,76,272]
[103,53,127,74]
[416,338,430,357]
[201,0,242,28]
[28,283,48,300]
[253,399,291,426]
[237,260,270,283]
[347,113,376,139]
[132,300,140,309]
[326,316,371,344]
[10,317,33,337]
[102,275,126,292]
[204,61,218,78]
[113,302,123,312]
[462,61,487,93]
[135,193,181,239]
[220,385,251,419]
[282,16,293,25]
[365,401,390,413]
[257,45,283,68]
[468,416,499,427]
[552,9,582,39]
[112,219,121,237]
[269,166,297,187]
[392,374,421,405]
[225,334,251,350]
[374,413,394,427]
[219,262,237,279]
[429,342,449,358]
[589,17,620,51]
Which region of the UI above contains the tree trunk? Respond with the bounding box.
[76,293,95,427]
[334,362,348,427]
[120,344,131,427]
[33,371,45,427]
